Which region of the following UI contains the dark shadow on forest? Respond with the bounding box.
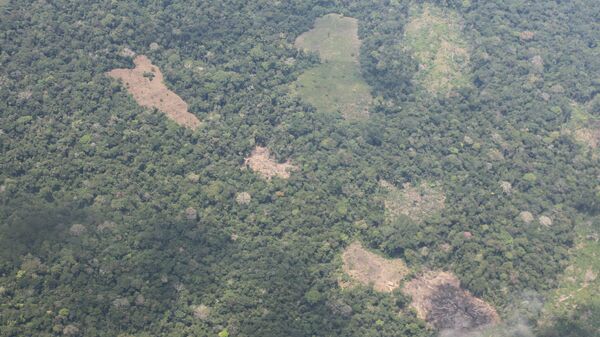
[0,194,101,263]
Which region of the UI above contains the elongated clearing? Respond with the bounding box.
[404,5,470,95]
[293,14,372,120]
[108,55,201,129]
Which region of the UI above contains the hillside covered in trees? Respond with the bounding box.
[0,0,599,336]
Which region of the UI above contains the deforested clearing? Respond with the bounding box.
[108,55,201,129]
[539,223,600,326]
[340,241,409,292]
[294,14,361,63]
[404,4,470,95]
[574,127,600,149]
[244,146,297,180]
[403,271,500,330]
[380,180,445,223]
[565,100,600,150]
[292,14,372,120]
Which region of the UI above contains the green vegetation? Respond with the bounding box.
[540,219,600,324]
[293,14,372,120]
[0,0,599,336]
[403,4,470,95]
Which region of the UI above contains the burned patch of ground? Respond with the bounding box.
[403,271,500,331]
[108,55,201,129]
[340,241,409,292]
[244,146,297,180]
[380,180,445,223]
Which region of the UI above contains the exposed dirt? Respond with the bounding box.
[403,271,500,330]
[340,242,409,292]
[244,146,297,180]
[380,180,445,223]
[574,127,600,148]
[539,215,553,227]
[519,31,536,41]
[108,55,201,129]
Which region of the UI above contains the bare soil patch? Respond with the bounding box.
[403,271,500,330]
[244,146,297,180]
[380,180,445,223]
[108,55,201,129]
[574,127,600,149]
[519,31,535,41]
[340,242,409,292]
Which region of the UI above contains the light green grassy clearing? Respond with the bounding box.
[293,14,372,120]
[541,222,599,321]
[404,5,470,95]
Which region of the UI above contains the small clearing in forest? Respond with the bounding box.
[340,242,409,292]
[244,146,297,180]
[292,14,372,120]
[403,271,500,330]
[108,55,201,129]
[380,180,445,223]
[565,100,600,150]
[404,5,470,95]
[574,127,600,149]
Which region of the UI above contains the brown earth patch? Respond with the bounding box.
[574,127,600,148]
[340,242,409,292]
[519,31,535,41]
[108,55,201,129]
[244,146,297,180]
[403,271,500,330]
[380,180,445,223]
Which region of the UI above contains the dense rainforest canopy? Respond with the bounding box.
[0,0,599,336]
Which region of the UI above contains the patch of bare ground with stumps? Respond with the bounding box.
[380,180,445,223]
[403,271,500,331]
[244,146,298,180]
[574,126,600,149]
[340,242,409,292]
[108,55,201,129]
[339,243,500,332]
